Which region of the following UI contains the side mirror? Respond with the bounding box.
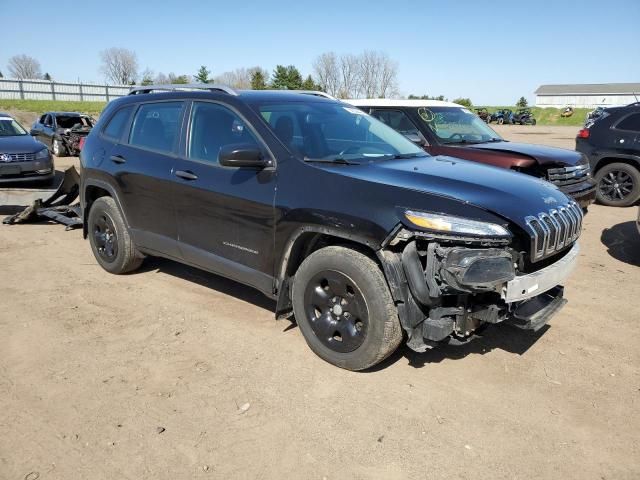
[404,132,426,147]
[219,143,272,168]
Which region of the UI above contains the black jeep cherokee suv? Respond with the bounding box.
[80,85,583,370]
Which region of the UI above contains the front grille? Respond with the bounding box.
[547,164,591,187]
[0,152,36,163]
[525,202,583,261]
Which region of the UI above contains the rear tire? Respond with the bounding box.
[291,246,402,371]
[88,196,143,274]
[594,162,640,207]
[497,118,504,125]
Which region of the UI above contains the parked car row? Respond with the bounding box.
[486,108,537,125]
[78,84,587,370]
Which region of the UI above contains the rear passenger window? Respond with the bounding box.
[188,102,260,164]
[103,106,133,140]
[129,102,183,153]
[616,113,640,132]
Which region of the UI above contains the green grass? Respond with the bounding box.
[478,106,589,126]
[0,99,107,117]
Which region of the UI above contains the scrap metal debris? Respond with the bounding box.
[3,166,82,230]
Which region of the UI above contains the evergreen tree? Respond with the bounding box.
[250,70,267,90]
[301,75,318,91]
[516,96,528,108]
[195,65,211,83]
[43,72,52,81]
[270,65,303,90]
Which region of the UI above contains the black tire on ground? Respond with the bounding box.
[531,119,537,125]
[52,138,67,157]
[497,117,504,125]
[594,162,640,207]
[87,196,143,274]
[291,246,403,371]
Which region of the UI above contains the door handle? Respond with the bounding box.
[110,155,126,164]
[175,170,198,180]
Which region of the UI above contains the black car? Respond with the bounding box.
[0,112,54,184]
[80,84,583,370]
[576,103,640,206]
[30,111,94,157]
[346,99,595,209]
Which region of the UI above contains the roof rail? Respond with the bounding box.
[260,89,336,100]
[128,83,238,96]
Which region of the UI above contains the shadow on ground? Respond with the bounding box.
[600,220,640,267]
[140,256,277,312]
[0,170,64,215]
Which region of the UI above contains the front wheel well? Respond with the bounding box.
[275,232,381,318]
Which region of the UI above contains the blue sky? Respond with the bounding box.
[1,0,638,104]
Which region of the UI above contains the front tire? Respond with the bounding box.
[594,162,640,207]
[291,246,403,371]
[88,196,143,274]
[497,117,504,125]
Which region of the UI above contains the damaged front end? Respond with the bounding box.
[57,125,91,155]
[378,223,578,353]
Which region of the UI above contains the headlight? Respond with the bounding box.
[35,148,50,160]
[404,210,510,237]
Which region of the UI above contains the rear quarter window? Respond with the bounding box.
[103,106,134,141]
[615,113,640,132]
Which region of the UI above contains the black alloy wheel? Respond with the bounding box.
[595,162,640,207]
[303,270,368,353]
[93,213,118,263]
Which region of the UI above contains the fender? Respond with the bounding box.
[81,177,130,238]
[592,151,640,169]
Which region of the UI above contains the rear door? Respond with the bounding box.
[110,101,185,258]
[42,114,54,147]
[172,100,277,293]
[612,112,640,152]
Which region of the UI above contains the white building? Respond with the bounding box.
[534,83,640,109]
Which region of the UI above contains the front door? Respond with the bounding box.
[172,101,277,294]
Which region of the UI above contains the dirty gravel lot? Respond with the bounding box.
[1,125,639,480]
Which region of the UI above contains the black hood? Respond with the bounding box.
[467,141,586,167]
[0,135,47,154]
[317,156,572,233]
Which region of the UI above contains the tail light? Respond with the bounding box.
[577,128,590,139]
[78,137,86,151]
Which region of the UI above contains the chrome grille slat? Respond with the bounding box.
[547,164,591,187]
[525,202,583,261]
[0,152,36,163]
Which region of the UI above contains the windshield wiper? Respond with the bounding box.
[304,157,359,165]
[384,153,427,159]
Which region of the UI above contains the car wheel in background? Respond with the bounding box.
[497,118,504,125]
[531,119,537,125]
[52,138,67,157]
[88,197,144,274]
[291,246,403,371]
[594,162,640,207]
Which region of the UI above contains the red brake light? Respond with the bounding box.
[578,128,590,139]
[78,137,86,150]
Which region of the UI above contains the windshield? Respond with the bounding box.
[56,115,93,129]
[0,117,28,136]
[416,106,502,144]
[253,101,426,162]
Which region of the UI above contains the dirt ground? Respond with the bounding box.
[1,125,639,480]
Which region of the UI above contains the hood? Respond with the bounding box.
[467,141,585,166]
[0,135,47,154]
[319,156,572,232]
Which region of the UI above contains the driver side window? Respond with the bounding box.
[188,102,260,164]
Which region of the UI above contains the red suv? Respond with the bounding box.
[347,99,596,209]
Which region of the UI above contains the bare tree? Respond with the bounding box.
[338,53,360,98]
[100,47,139,85]
[7,54,42,79]
[313,52,340,97]
[377,53,398,98]
[358,50,380,99]
[213,66,267,89]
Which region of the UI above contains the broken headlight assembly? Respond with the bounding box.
[404,210,511,237]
